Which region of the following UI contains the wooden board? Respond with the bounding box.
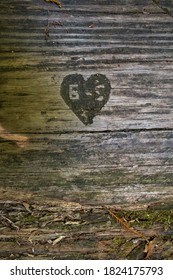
[153,0,173,16]
[0,0,173,259]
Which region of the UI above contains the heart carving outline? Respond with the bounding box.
[60,73,111,125]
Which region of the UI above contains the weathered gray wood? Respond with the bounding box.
[153,0,173,16]
[1,0,173,132]
[0,0,173,259]
[0,131,173,205]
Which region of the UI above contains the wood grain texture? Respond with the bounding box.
[0,0,173,259]
[152,0,173,16]
[1,0,173,132]
[0,186,172,260]
[0,131,173,205]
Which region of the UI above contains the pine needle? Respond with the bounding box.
[106,207,147,239]
[104,207,156,259]
[45,0,62,8]
[144,239,153,260]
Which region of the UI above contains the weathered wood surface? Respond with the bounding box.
[1,0,173,132]
[0,0,173,259]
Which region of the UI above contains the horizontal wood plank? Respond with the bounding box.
[0,131,173,205]
[0,0,173,132]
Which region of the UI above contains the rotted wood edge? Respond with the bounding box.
[0,187,172,260]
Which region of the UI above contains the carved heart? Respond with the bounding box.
[60,73,111,125]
